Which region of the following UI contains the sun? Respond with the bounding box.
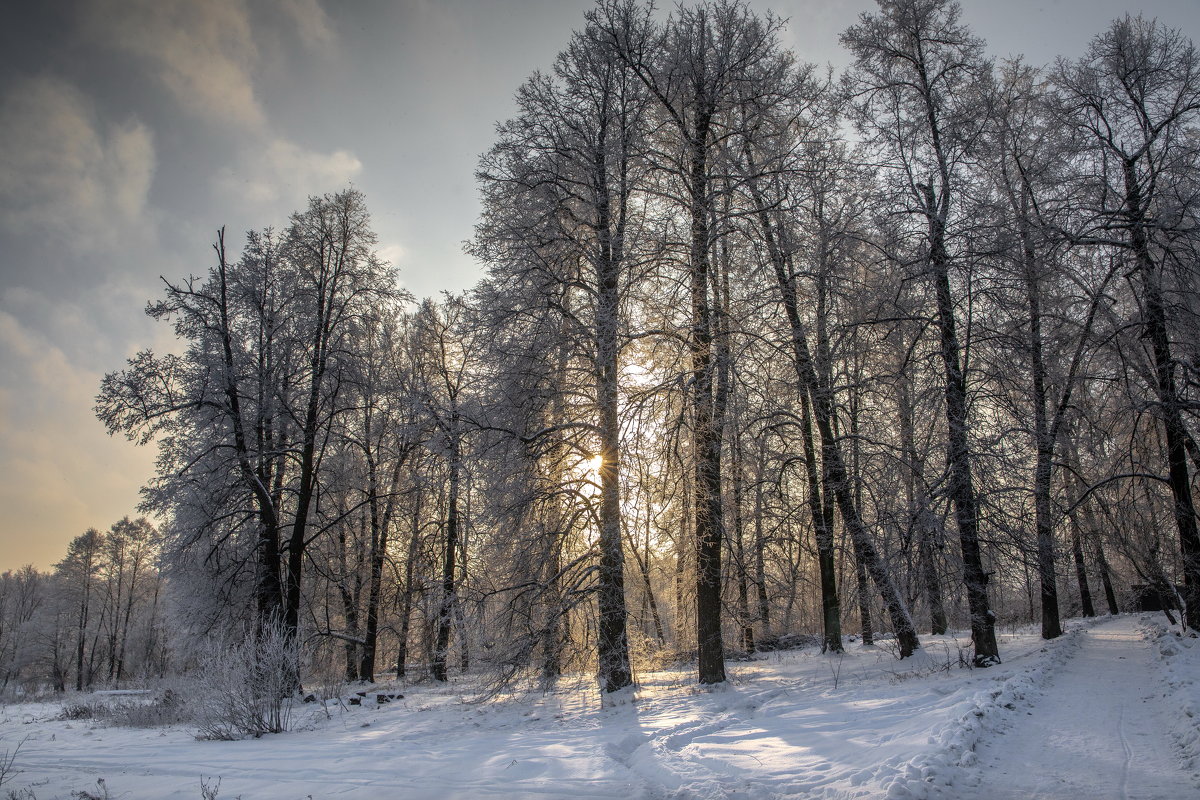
[587,454,604,476]
[573,453,605,497]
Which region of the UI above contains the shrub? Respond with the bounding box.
[59,703,96,721]
[109,689,189,728]
[194,623,300,740]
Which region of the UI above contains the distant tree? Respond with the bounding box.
[101,517,157,682]
[57,529,104,691]
[0,566,44,691]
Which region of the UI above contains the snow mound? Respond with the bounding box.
[1142,617,1200,773]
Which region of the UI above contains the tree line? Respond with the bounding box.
[4,0,1188,700]
[0,518,168,693]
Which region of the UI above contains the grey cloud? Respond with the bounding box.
[277,0,338,56]
[212,137,363,225]
[0,76,155,252]
[83,0,265,130]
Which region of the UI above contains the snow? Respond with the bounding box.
[1143,618,1200,781]
[0,615,1196,799]
[969,616,1199,800]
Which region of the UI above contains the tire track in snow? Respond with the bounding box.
[1117,701,1131,800]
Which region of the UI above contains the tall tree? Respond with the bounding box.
[843,0,1000,664]
[473,17,653,693]
[1054,16,1200,629]
[738,116,922,656]
[98,189,394,680]
[986,61,1122,638]
[98,226,292,633]
[595,0,802,684]
[280,190,395,645]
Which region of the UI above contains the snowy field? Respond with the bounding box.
[1,614,1197,799]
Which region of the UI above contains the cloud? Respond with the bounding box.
[83,0,340,132]
[278,0,338,56]
[377,242,407,270]
[74,0,354,230]
[0,76,155,252]
[213,137,362,223]
[0,307,157,569]
[84,0,265,130]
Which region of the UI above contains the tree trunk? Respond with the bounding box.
[930,224,999,664]
[687,127,726,685]
[285,343,326,654]
[595,174,634,693]
[1018,201,1062,641]
[213,231,284,630]
[540,530,564,680]
[432,430,461,681]
[631,520,666,646]
[359,454,403,683]
[1070,440,1119,616]
[918,508,948,635]
[898,367,948,636]
[74,593,89,692]
[753,463,770,636]
[115,560,139,683]
[336,518,361,682]
[1033,440,1062,638]
[1093,531,1120,616]
[800,391,842,654]
[853,544,874,646]
[396,502,422,680]
[716,242,753,655]
[1072,522,1096,618]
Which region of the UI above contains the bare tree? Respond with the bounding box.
[843,0,1000,664]
[1054,15,1200,628]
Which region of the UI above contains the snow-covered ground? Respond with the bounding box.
[968,617,1198,799]
[0,615,1195,799]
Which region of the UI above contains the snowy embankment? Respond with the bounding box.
[1144,616,1200,776]
[0,617,1190,799]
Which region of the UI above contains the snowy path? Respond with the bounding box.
[971,616,1197,800]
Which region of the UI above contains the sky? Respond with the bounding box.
[1,0,1197,571]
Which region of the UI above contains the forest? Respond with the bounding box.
[2,0,1199,735]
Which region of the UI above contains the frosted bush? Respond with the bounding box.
[194,623,300,740]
